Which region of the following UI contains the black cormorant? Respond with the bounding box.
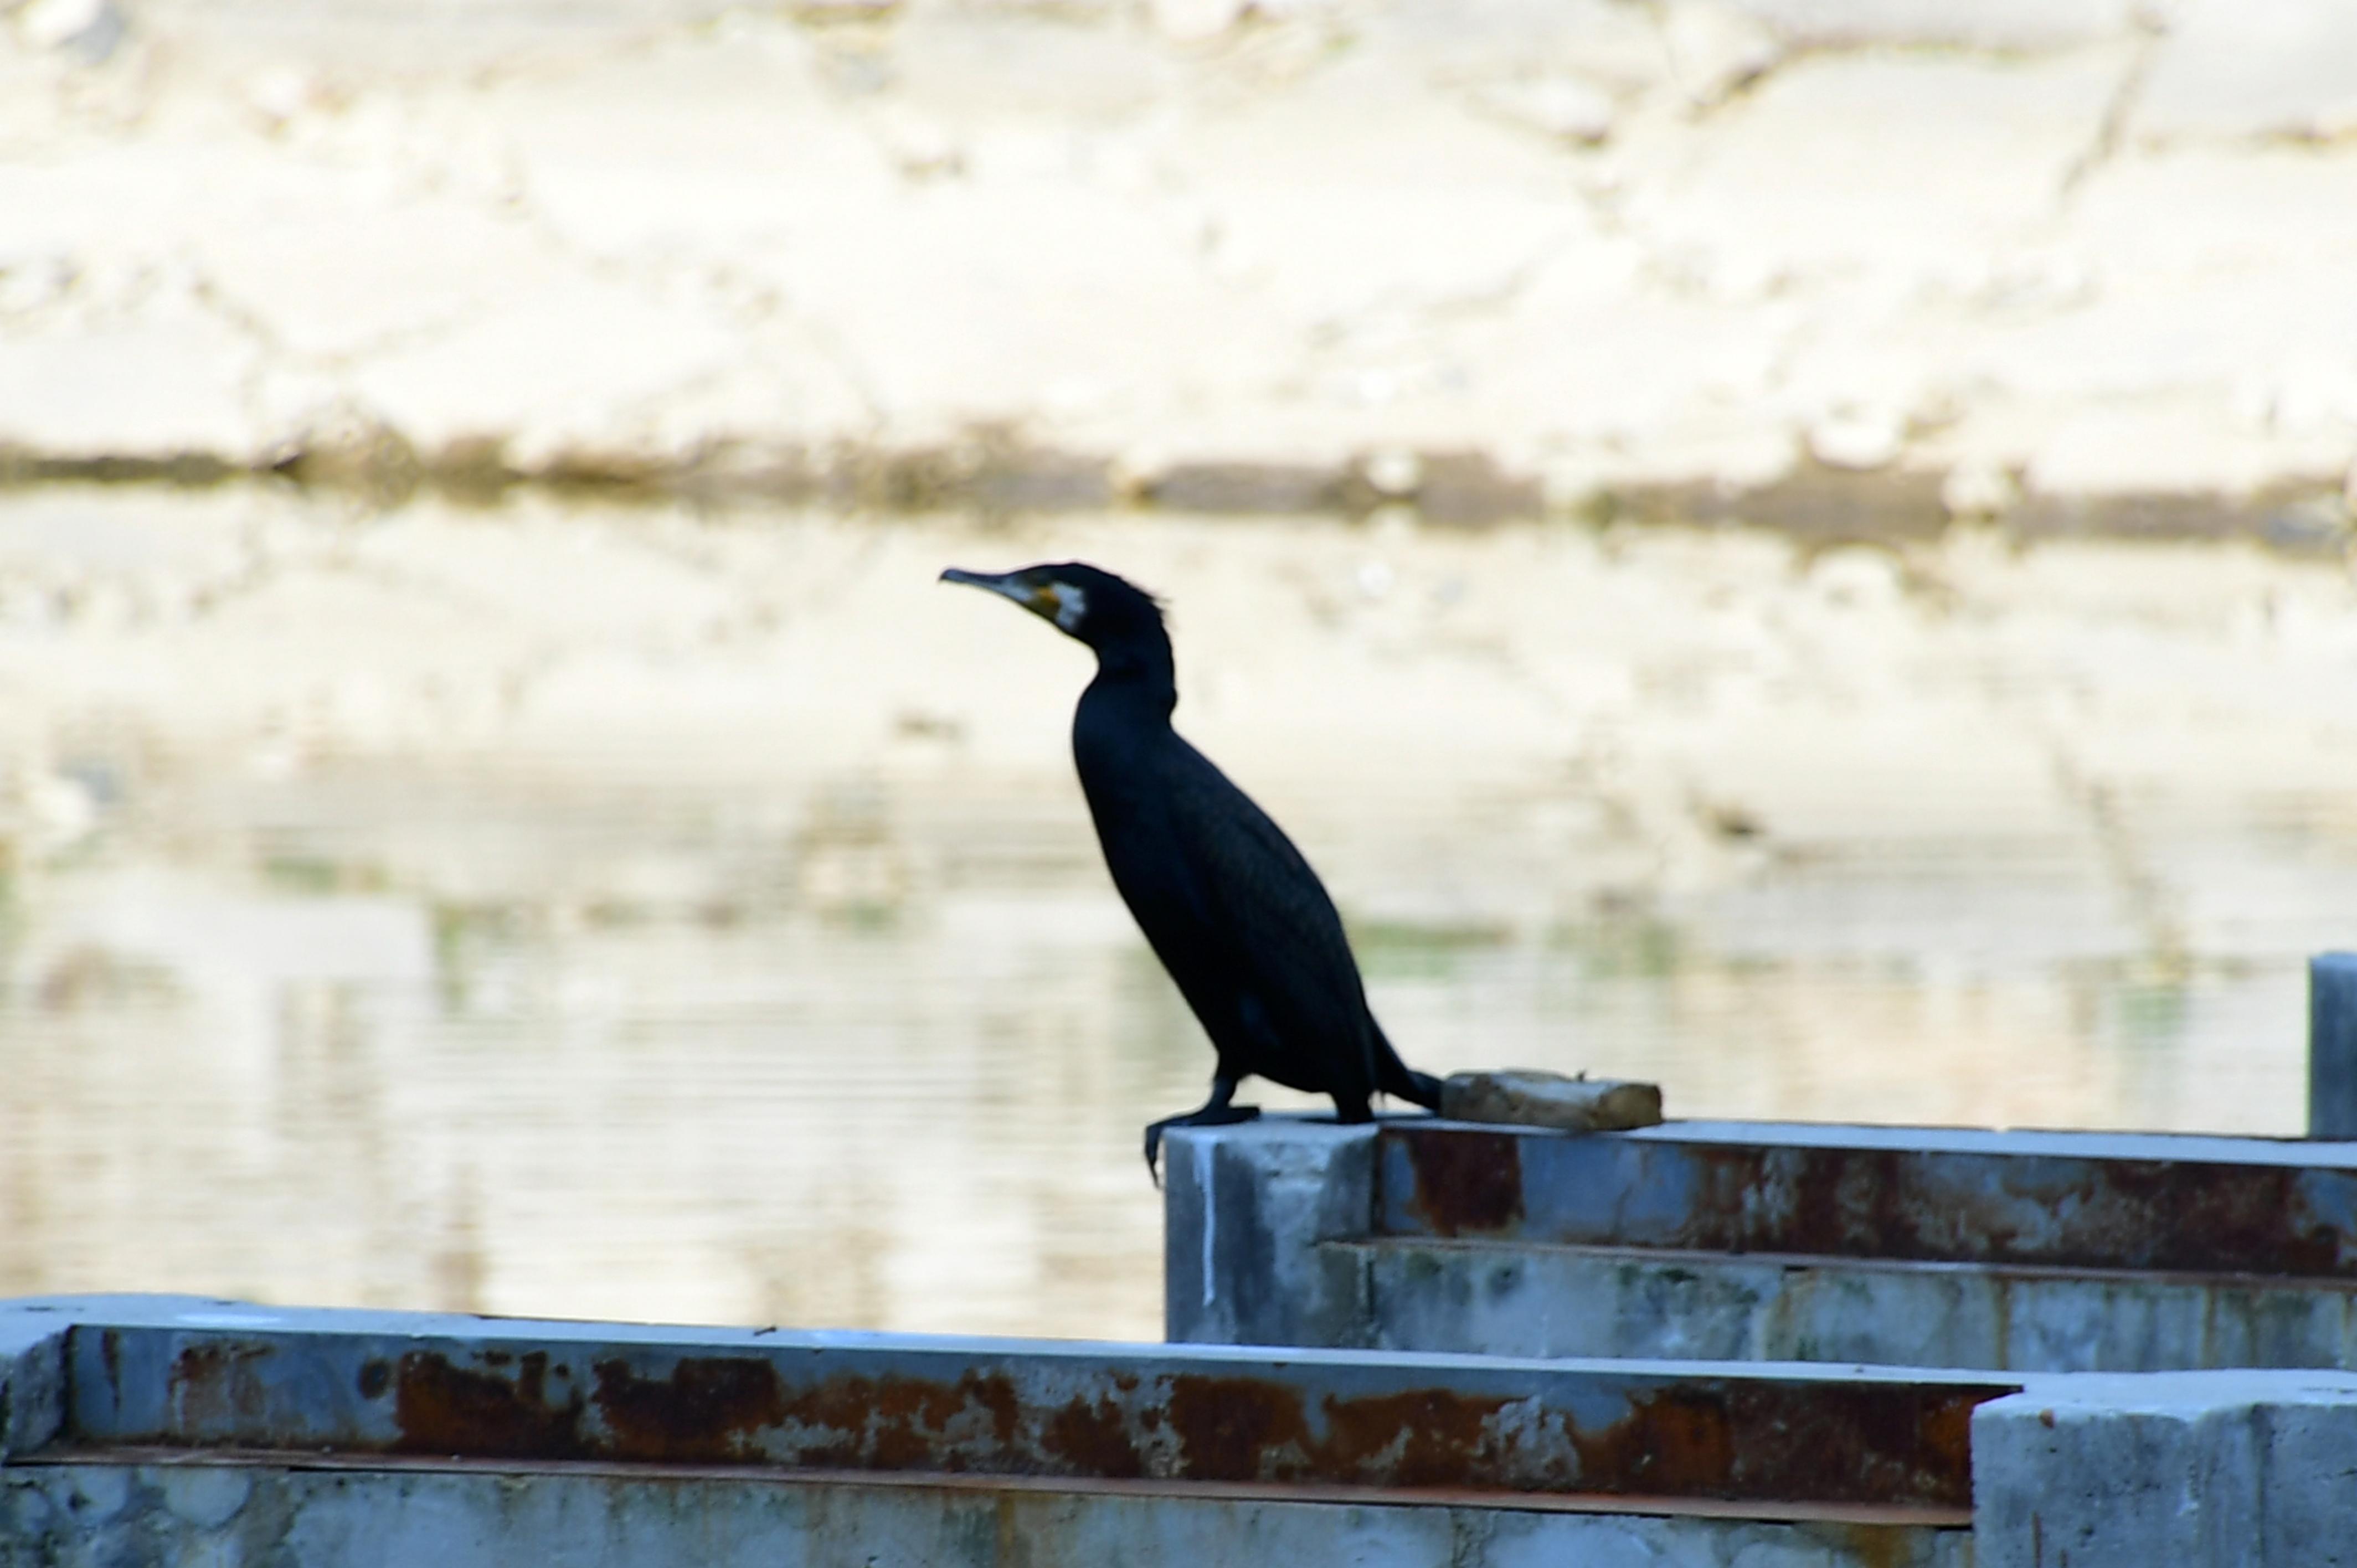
[941,561,1443,1177]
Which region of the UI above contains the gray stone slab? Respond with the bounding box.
[1973,1370,2357,1568]
[1171,1118,2357,1375]
[1376,1120,2357,1277]
[1342,1239,2357,1373]
[1619,1119,2357,1167]
[0,1311,68,1462]
[2313,953,2357,1139]
[0,1457,1971,1568]
[1162,1120,1379,1348]
[6,1295,2012,1513]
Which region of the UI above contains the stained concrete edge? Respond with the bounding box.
[1163,1118,1378,1348]
[0,1313,69,1462]
[1972,1370,2357,1568]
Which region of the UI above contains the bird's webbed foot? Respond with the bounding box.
[1144,1102,1261,1187]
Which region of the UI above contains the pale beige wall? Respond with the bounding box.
[3,0,2355,532]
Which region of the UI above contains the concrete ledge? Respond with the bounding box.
[1377,1119,2357,1276]
[1169,1117,2357,1371]
[0,1311,67,1462]
[4,1294,2010,1514]
[22,1298,2357,1565]
[1343,1239,2357,1373]
[1973,1370,2357,1568]
[1162,1119,1378,1348]
[0,1453,1970,1568]
[0,1294,2003,1565]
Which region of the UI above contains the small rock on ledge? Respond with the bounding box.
[1439,1071,1664,1132]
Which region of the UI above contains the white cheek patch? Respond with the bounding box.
[1051,583,1088,632]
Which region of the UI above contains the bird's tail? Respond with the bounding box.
[1371,1021,1443,1111]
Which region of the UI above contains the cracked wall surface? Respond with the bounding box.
[1,0,2353,539]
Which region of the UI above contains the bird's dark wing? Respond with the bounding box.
[1159,737,1378,1101]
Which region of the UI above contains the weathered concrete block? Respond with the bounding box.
[1720,0,2140,50]
[1439,1071,1664,1132]
[1973,1370,2357,1568]
[1345,1240,2357,1372]
[2,1296,229,1462]
[2255,1392,2357,1566]
[1162,1119,1377,1347]
[1623,50,2125,292]
[2313,952,2357,1139]
[0,313,265,462]
[344,275,756,465]
[1181,1118,2357,1374]
[1,1292,2010,1552]
[0,1313,67,1461]
[1376,1119,2357,1277]
[2135,0,2357,144]
[0,1457,1970,1568]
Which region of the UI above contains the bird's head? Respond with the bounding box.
[939,561,1165,653]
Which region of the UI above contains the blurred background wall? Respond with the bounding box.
[3,0,2355,534]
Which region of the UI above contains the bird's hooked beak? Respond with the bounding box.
[940,567,1088,634]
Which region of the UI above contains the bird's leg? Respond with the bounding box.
[1144,1074,1260,1185]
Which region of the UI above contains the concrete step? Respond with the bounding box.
[1,1294,1991,1566]
[1339,1236,2357,1373]
[1,1450,1972,1568]
[1165,1117,2357,1371]
[1377,1119,2357,1278]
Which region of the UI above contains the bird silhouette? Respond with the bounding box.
[942,561,1442,1178]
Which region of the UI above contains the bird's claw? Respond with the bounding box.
[1143,1104,1263,1187]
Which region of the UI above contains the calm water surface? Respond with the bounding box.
[2,491,2353,1338]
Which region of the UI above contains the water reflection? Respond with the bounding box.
[1,489,2353,1338]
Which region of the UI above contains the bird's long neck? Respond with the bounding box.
[1086,626,1177,719]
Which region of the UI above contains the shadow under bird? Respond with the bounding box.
[941,561,1442,1178]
